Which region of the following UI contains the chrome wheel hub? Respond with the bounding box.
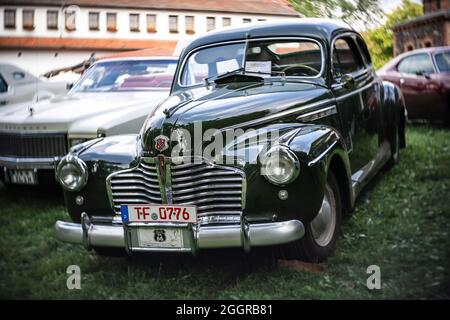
[310,184,336,247]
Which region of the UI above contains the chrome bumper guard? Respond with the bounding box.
[55,213,305,254]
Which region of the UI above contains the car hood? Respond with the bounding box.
[0,90,169,135]
[142,81,332,156]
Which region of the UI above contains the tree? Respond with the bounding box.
[363,0,423,69]
[289,0,382,26]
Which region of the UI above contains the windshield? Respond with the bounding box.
[180,39,323,86]
[72,59,177,92]
[435,51,450,73]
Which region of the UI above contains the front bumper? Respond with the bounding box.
[0,156,59,170]
[55,213,305,254]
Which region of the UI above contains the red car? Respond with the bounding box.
[378,47,450,122]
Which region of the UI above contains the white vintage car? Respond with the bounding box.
[0,63,71,106]
[0,56,178,185]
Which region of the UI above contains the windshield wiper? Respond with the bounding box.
[203,67,245,85]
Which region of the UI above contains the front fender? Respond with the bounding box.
[63,134,141,222]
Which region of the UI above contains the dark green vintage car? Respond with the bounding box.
[55,19,406,262]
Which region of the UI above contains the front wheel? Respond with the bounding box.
[283,172,342,263]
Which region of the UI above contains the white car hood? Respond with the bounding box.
[0,90,168,136]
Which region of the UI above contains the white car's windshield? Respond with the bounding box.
[180,39,322,86]
[73,59,177,92]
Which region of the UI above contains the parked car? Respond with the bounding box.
[0,63,70,106]
[54,20,406,262]
[0,56,178,185]
[378,47,450,122]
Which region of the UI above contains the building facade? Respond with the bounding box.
[0,0,300,76]
[393,0,450,56]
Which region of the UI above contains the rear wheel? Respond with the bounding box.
[283,172,342,263]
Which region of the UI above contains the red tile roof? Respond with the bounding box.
[0,36,177,54]
[3,0,299,17]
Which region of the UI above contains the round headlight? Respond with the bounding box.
[260,146,300,186]
[57,155,88,191]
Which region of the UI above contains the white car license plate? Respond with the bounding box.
[121,204,197,223]
[10,170,37,185]
[137,227,183,248]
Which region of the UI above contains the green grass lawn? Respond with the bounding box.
[0,123,449,299]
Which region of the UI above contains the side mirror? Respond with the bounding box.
[341,74,355,89]
[66,82,74,90]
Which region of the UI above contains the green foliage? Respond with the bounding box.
[0,124,449,299]
[363,0,423,69]
[288,0,382,25]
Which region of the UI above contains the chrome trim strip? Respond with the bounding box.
[177,36,326,88]
[335,81,375,102]
[296,105,337,122]
[221,98,335,131]
[54,219,305,251]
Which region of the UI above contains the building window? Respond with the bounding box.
[206,17,215,31]
[425,41,433,48]
[185,16,195,34]
[146,14,156,33]
[130,13,140,32]
[106,13,117,32]
[243,18,251,23]
[258,19,266,22]
[65,9,76,31]
[47,10,58,30]
[22,9,34,30]
[222,17,231,27]
[4,9,16,29]
[169,15,178,33]
[89,12,99,31]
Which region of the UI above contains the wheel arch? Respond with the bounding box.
[326,151,354,214]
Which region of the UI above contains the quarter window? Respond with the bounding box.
[434,51,450,73]
[47,10,58,30]
[333,37,365,77]
[23,9,34,30]
[4,9,16,29]
[89,12,99,31]
[397,54,435,75]
[243,18,251,23]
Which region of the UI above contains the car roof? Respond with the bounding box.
[182,19,354,53]
[95,56,178,64]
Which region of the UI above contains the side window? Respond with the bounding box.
[397,54,435,75]
[0,75,8,93]
[333,37,365,77]
[355,36,372,66]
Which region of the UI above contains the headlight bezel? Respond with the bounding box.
[260,145,300,186]
[56,154,88,192]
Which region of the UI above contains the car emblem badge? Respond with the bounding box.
[154,135,169,152]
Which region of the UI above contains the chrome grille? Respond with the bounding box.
[110,162,162,214]
[109,159,244,225]
[0,132,67,158]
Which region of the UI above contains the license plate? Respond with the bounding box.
[121,204,197,223]
[137,227,183,248]
[10,170,37,185]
